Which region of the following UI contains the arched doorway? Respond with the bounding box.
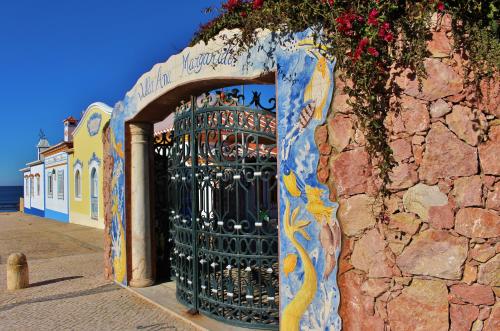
[108,29,341,331]
[90,168,98,220]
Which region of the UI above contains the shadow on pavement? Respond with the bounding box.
[0,283,120,313]
[29,276,84,288]
[136,323,176,330]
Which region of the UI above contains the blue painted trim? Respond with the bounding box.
[29,173,32,208]
[67,162,70,218]
[73,159,83,169]
[42,163,46,210]
[44,209,69,223]
[25,207,44,217]
[88,152,101,166]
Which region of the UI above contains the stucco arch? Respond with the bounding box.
[108,29,281,285]
[118,29,277,124]
[133,74,275,123]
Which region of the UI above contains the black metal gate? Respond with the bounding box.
[168,89,279,329]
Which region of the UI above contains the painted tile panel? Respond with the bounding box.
[277,32,341,331]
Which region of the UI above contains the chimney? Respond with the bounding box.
[63,116,78,142]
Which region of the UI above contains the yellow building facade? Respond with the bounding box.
[69,102,112,229]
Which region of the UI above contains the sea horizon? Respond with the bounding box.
[0,185,23,212]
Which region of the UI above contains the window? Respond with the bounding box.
[36,177,40,196]
[91,169,98,198]
[30,178,34,197]
[25,178,28,197]
[48,170,55,199]
[57,170,64,200]
[75,170,81,199]
[90,168,98,220]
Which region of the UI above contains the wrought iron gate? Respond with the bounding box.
[168,89,279,329]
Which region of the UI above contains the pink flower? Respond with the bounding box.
[336,12,360,35]
[367,47,379,57]
[378,22,394,43]
[437,2,445,11]
[359,37,369,49]
[353,48,362,61]
[253,0,264,10]
[223,0,240,11]
[352,37,370,62]
[367,8,379,26]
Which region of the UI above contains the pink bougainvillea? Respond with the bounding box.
[253,0,264,10]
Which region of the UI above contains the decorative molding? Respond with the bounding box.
[45,152,68,166]
[87,112,102,136]
[88,152,101,166]
[130,122,153,136]
[41,142,72,157]
[73,159,83,170]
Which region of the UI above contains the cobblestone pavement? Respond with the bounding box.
[0,212,196,331]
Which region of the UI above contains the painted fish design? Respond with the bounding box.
[304,185,334,225]
[302,49,331,121]
[284,253,298,277]
[282,41,333,161]
[304,185,340,279]
[319,221,341,279]
[283,169,341,279]
[282,198,317,331]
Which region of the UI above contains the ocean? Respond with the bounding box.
[0,186,23,212]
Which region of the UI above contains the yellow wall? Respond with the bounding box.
[69,103,111,229]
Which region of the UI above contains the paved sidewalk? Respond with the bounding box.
[0,212,196,331]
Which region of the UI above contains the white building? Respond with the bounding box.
[42,142,72,222]
[20,135,50,216]
[42,117,77,222]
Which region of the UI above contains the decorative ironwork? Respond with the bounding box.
[249,91,276,111]
[168,89,279,329]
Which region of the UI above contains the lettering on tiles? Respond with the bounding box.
[182,45,237,75]
[137,66,172,101]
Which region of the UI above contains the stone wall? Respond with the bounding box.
[317,16,500,330]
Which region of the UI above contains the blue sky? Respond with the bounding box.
[0,0,229,185]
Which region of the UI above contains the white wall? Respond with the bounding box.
[23,171,31,209]
[45,152,69,216]
[30,163,45,211]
